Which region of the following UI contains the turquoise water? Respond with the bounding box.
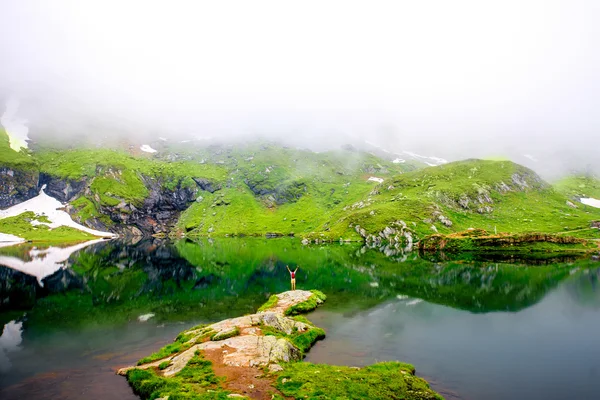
[0,238,599,399]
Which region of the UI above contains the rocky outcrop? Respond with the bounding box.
[98,176,204,236]
[38,173,87,203]
[0,167,39,208]
[117,289,441,400]
[192,177,221,193]
[244,178,306,207]
[0,160,221,236]
[117,290,324,376]
[354,220,415,252]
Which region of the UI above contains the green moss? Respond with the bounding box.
[275,361,442,400]
[158,361,170,370]
[291,327,326,354]
[210,326,240,341]
[137,341,192,365]
[257,295,279,312]
[127,351,230,399]
[285,290,327,316]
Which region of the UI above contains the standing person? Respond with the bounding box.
[286,265,298,290]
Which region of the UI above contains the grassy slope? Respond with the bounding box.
[321,160,600,241]
[177,144,420,238]
[0,128,36,169]
[0,212,97,242]
[36,148,226,207]
[4,130,599,241]
[554,175,600,200]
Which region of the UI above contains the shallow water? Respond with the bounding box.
[0,238,599,399]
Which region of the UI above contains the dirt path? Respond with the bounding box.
[203,345,285,400]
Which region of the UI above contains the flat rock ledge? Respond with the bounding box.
[117,290,323,377]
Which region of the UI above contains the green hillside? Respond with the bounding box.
[180,157,600,241]
[2,131,600,242]
[554,175,600,200]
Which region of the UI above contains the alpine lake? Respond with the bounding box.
[0,237,599,400]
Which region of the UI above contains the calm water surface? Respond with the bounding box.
[0,238,599,399]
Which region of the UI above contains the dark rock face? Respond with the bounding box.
[1,162,220,236]
[100,176,217,236]
[0,167,39,208]
[192,177,221,193]
[244,179,306,206]
[0,168,87,208]
[38,173,87,203]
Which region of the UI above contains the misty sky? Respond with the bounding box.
[0,1,599,174]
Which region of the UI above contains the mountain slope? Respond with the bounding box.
[554,175,600,201]
[2,130,599,242]
[314,160,600,243]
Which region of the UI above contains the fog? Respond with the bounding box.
[1,1,599,177]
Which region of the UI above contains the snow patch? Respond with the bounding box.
[0,186,116,238]
[138,313,155,322]
[140,144,157,153]
[0,239,107,285]
[368,176,384,183]
[402,151,448,166]
[581,198,600,209]
[392,158,406,164]
[1,98,30,151]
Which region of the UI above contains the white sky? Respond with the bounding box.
[0,0,599,169]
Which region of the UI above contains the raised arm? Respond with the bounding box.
[286,265,291,273]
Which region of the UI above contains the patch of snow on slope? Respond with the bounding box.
[140,144,157,153]
[0,239,106,285]
[0,320,23,373]
[0,186,116,238]
[581,198,600,209]
[0,98,30,151]
[368,176,384,183]
[402,151,448,166]
[392,158,406,164]
[523,154,538,162]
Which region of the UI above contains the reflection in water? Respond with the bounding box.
[0,238,597,399]
[0,239,107,285]
[0,321,23,373]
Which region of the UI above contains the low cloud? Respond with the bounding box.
[1,1,599,177]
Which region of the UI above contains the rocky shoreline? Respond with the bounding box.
[117,290,442,399]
